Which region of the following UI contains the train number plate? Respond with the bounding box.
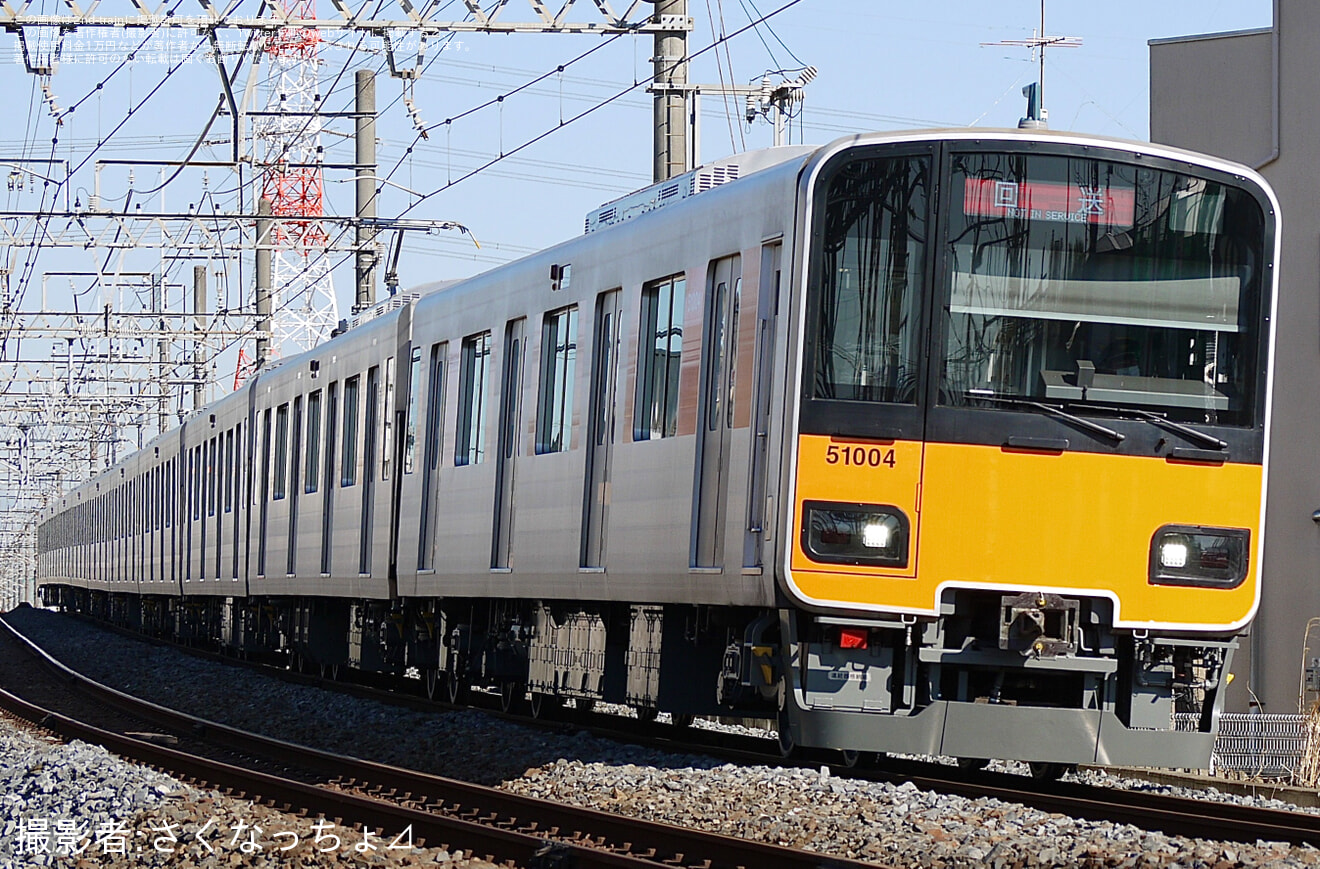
[824,444,896,469]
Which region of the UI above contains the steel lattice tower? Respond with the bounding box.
[254,0,338,366]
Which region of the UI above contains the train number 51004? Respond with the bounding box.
[825,444,896,468]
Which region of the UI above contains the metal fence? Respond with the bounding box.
[1174,712,1309,778]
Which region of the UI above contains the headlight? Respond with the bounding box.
[1148,525,1249,589]
[802,501,909,567]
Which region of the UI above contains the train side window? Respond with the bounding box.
[192,447,202,522]
[456,331,491,466]
[306,389,322,493]
[208,438,217,517]
[634,274,686,440]
[343,376,360,487]
[536,305,578,454]
[403,347,422,474]
[225,427,235,513]
[273,403,290,500]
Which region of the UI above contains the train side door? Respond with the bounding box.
[745,241,781,568]
[493,318,526,568]
[581,289,621,568]
[692,254,742,568]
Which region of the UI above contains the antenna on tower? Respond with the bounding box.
[982,0,1081,129]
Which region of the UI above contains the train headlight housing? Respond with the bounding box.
[802,501,909,567]
[1148,525,1250,589]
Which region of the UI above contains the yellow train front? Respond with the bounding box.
[777,133,1277,771]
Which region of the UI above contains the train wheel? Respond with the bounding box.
[319,662,339,681]
[1028,761,1068,781]
[424,669,440,700]
[671,713,695,728]
[530,692,560,720]
[838,749,861,768]
[500,680,527,714]
[446,664,468,705]
[957,757,990,772]
[636,707,659,723]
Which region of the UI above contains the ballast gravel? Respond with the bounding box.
[0,714,497,867]
[4,606,1320,868]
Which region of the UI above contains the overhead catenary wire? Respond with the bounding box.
[186,0,811,374]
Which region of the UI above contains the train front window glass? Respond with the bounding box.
[457,331,491,466]
[273,404,289,500]
[537,306,578,454]
[811,153,928,404]
[635,275,685,439]
[306,390,322,493]
[941,152,1265,426]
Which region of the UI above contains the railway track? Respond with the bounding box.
[0,613,882,869]
[9,609,1320,853]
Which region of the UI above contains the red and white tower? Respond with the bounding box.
[253,0,338,367]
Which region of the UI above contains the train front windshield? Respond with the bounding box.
[808,146,1270,430]
[944,152,1267,427]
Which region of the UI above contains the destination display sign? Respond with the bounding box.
[963,178,1136,227]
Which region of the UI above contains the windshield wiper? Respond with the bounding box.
[965,391,1126,444]
[1070,404,1228,451]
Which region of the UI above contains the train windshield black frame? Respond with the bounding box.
[939,151,1267,428]
[801,145,933,438]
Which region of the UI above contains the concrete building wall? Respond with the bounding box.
[1151,0,1320,715]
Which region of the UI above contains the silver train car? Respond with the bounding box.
[36,129,1279,773]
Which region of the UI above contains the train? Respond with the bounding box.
[34,128,1279,776]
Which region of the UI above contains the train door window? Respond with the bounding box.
[273,403,290,500]
[258,408,272,576]
[456,331,491,466]
[536,306,578,454]
[185,452,194,582]
[419,343,446,569]
[288,395,303,576]
[382,358,396,480]
[322,381,338,575]
[342,376,360,487]
[306,389,322,494]
[360,366,379,574]
[581,289,621,568]
[213,436,222,581]
[634,274,686,440]
[693,254,742,568]
[404,347,422,474]
[746,241,782,568]
[493,318,525,569]
[231,424,240,579]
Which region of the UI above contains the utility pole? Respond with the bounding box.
[355,68,378,316]
[256,198,273,370]
[652,0,690,182]
[192,265,206,411]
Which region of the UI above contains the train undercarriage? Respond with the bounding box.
[39,584,1233,771]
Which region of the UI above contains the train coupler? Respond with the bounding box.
[999,592,1080,658]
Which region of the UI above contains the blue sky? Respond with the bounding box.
[1,0,1274,350]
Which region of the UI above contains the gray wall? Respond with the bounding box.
[1151,2,1320,715]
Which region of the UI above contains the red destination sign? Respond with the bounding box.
[963,178,1135,227]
